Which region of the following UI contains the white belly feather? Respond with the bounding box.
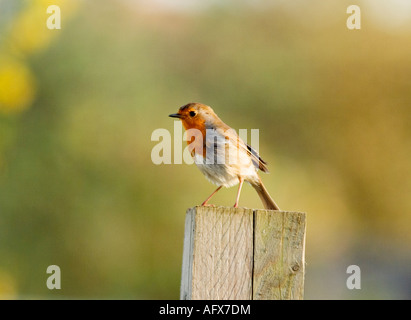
[193,129,258,187]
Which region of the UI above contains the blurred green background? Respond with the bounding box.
[0,0,410,299]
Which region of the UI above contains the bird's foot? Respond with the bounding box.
[201,202,215,207]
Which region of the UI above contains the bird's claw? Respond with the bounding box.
[201,203,215,207]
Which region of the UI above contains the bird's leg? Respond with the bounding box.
[233,178,244,208]
[201,186,222,206]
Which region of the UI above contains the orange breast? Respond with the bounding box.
[181,118,207,158]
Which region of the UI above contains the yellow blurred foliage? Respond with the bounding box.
[0,269,17,299]
[10,0,79,55]
[0,56,36,114]
[0,0,80,114]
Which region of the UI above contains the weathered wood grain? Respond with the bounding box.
[180,207,196,300]
[181,206,254,300]
[180,206,306,300]
[253,210,306,300]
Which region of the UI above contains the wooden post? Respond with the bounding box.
[180,206,306,300]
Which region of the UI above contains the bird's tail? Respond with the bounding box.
[250,176,280,210]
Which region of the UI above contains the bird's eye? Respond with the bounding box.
[189,111,196,117]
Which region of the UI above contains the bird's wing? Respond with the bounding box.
[245,143,269,173]
[221,127,269,173]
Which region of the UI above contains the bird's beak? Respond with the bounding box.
[169,113,182,118]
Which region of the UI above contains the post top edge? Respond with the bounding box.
[186,206,306,215]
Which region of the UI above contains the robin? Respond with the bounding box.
[169,102,280,210]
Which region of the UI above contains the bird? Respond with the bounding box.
[169,102,280,210]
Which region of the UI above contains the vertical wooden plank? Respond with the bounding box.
[180,207,196,300]
[253,210,306,300]
[189,206,254,300]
